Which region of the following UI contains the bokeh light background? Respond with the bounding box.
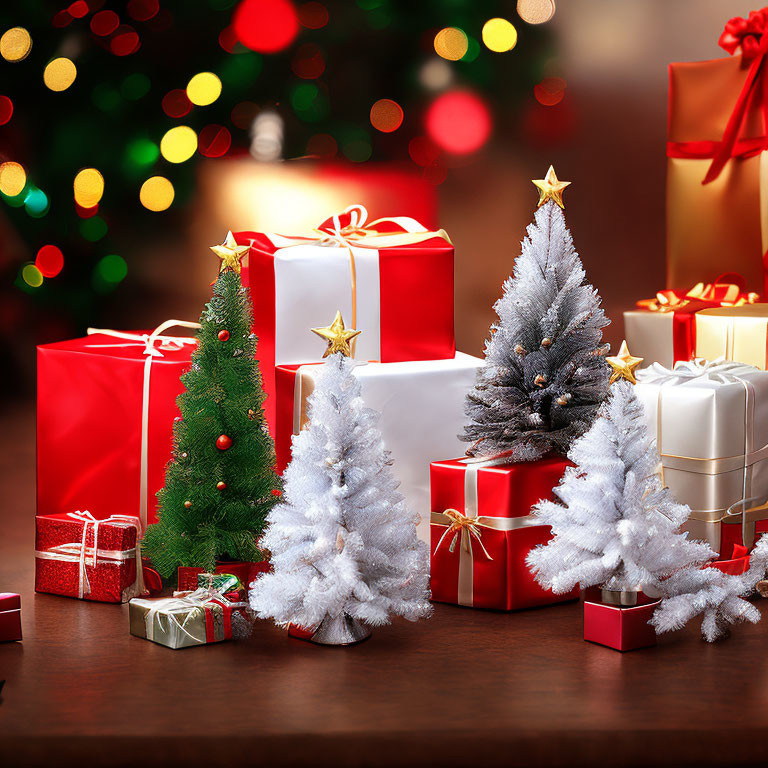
[0,0,753,398]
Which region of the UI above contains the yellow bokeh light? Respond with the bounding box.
[73,168,104,208]
[482,18,518,52]
[0,27,32,62]
[139,176,175,211]
[0,161,27,197]
[22,264,44,288]
[434,27,468,61]
[160,126,198,164]
[186,72,222,107]
[517,0,556,25]
[43,58,77,92]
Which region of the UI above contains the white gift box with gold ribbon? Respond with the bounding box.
[695,305,768,370]
[635,360,768,555]
[275,354,483,543]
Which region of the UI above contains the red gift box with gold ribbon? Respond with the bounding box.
[667,9,768,296]
[235,204,455,432]
[430,456,579,611]
[624,275,758,368]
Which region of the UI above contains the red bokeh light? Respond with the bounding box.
[298,1,328,29]
[408,135,440,167]
[231,101,259,129]
[75,203,99,219]
[110,25,141,56]
[425,90,491,154]
[291,43,325,79]
[306,133,337,158]
[422,164,448,186]
[534,77,566,107]
[35,245,64,278]
[233,0,299,53]
[162,89,193,118]
[218,25,238,52]
[52,10,72,28]
[127,0,159,21]
[68,1,89,19]
[91,10,120,36]
[0,96,13,126]
[370,98,404,133]
[198,125,232,157]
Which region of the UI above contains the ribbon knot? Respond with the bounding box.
[434,508,493,561]
[720,9,768,58]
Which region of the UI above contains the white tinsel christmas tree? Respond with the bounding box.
[527,374,767,642]
[462,167,610,461]
[249,330,432,644]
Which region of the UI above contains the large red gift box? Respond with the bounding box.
[236,204,455,431]
[0,593,22,642]
[582,588,659,652]
[35,511,144,602]
[36,322,197,528]
[430,456,579,611]
[177,561,271,592]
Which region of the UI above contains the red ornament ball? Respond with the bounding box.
[218,329,230,341]
[217,481,227,490]
[184,500,192,509]
[216,434,233,451]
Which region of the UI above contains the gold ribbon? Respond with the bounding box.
[264,204,451,359]
[430,457,546,607]
[637,282,758,312]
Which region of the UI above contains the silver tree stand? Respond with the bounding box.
[310,613,371,646]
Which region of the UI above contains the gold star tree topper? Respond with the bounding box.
[532,165,571,209]
[210,231,249,274]
[311,311,362,358]
[607,340,644,385]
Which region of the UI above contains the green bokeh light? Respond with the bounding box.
[220,53,262,88]
[2,186,28,208]
[96,253,128,283]
[462,37,481,62]
[126,138,160,167]
[92,84,121,112]
[24,187,49,217]
[290,83,328,122]
[121,73,151,100]
[80,215,108,242]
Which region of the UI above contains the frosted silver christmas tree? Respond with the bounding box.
[462,167,610,461]
[527,350,768,642]
[249,314,432,645]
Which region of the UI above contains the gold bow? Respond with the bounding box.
[433,508,493,561]
[637,282,759,313]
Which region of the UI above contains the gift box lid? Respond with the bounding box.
[636,361,768,460]
[0,593,20,611]
[696,304,768,320]
[37,330,197,365]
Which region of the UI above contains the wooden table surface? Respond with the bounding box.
[2,405,768,767]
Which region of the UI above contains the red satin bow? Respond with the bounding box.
[719,9,768,57]
[706,8,768,183]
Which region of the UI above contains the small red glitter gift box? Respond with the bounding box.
[35,511,145,603]
[0,593,22,642]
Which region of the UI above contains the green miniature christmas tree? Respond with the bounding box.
[142,232,281,577]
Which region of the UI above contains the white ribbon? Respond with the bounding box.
[36,510,143,599]
[640,357,758,385]
[86,320,200,532]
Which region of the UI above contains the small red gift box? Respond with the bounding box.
[0,593,22,642]
[177,561,271,592]
[236,204,455,431]
[35,511,144,603]
[430,456,579,611]
[37,321,197,528]
[583,588,660,652]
